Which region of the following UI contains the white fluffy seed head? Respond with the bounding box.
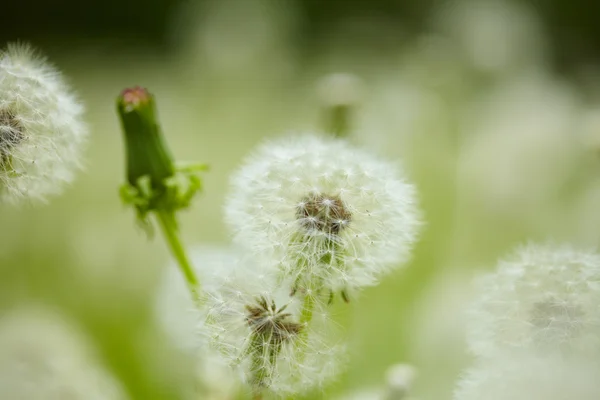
[0,43,88,203]
[0,305,127,400]
[467,243,600,359]
[454,352,600,400]
[225,134,421,299]
[156,246,346,397]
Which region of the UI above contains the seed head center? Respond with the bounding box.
[297,193,351,235]
[245,297,302,344]
[0,109,24,159]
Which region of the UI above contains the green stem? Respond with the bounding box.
[324,105,352,138]
[155,209,201,301]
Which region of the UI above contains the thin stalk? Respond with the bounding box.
[155,209,201,302]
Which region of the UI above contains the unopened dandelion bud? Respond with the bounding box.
[225,134,421,302]
[0,43,88,203]
[467,243,600,358]
[117,86,207,297]
[118,87,174,188]
[317,73,363,137]
[117,87,206,222]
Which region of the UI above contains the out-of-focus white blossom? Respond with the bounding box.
[468,243,600,358]
[454,352,600,400]
[0,305,127,400]
[335,363,418,400]
[317,73,363,110]
[0,43,88,203]
[225,134,421,299]
[385,363,418,399]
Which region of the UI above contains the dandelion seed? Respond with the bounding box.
[0,305,127,400]
[467,243,600,358]
[225,134,421,300]
[0,43,88,203]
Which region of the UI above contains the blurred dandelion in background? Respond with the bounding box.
[454,352,600,400]
[0,305,127,400]
[467,243,600,358]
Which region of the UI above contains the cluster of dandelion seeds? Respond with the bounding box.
[225,134,421,301]
[0,43,87,203]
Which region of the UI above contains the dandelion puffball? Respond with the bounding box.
[156,246,345,396]
[0,43,88,203]
[467,243,600,358]
[0,305,127,400]
[454,352,600,400]
[225,134,421,299]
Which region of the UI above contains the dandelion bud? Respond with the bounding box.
[117,87,175,190]
[454,352,600,400]
[225,134,421,301]
[0,305,127,399]
[0,43,88,203]
[468,243,600,358]
[317,73,363,137]
[156,246,345,397]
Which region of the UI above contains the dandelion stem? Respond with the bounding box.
[117,86,205,303]
[156,209,201,301]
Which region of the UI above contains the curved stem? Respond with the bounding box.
[155,209,201,302]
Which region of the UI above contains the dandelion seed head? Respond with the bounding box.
[468,243,600,358]
[454,352,600,400]
[225,134,421,297]
[203,266,346,395]
[0,43,88,203]
[156,245,346,396]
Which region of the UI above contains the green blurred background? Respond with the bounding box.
[2,0,600,399]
